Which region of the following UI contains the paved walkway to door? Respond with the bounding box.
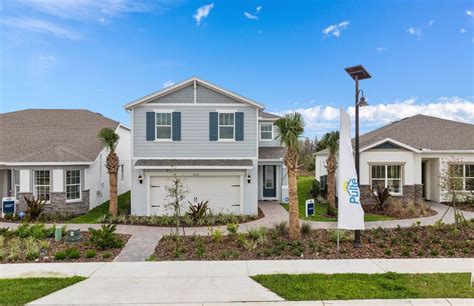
[0,202,472,262]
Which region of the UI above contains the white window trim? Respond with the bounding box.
[218,111,235,141]
[155,111,173,141]
[33,170,51,204]
[449,163,474,191]
[260,123,274,141]
[12,170,20,200]
[65,169,82,203]
[370,164,403,196]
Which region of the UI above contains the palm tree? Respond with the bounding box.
[275,113,304,240]
[320,131,339,216]
[97,127,120,217]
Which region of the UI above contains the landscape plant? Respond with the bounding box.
[275,112,305,240]
[439,160,468,228]
[88,224,122,250]
[97,127,120,218]
[187,200,209,223]
[165,173,188,236]
[23,196,46,220]
[319,131,339,216]
[372,184,392,211]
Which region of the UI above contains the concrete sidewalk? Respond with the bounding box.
[0,259,471,305]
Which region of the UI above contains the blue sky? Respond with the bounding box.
[1,0,473,137]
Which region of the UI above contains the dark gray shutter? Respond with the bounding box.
[146,112,155,141]
[209,112,218,141]
[235,112,244,141]
[172,112,181,141]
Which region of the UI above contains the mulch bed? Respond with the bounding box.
[1,232,130,264]
[154,223,473,260]
[363,205,437,220]
[457,203,474,212]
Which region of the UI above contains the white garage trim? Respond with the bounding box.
[135,165,253,170]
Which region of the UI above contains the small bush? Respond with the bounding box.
[430,249,439,257]
[328,229,353,243]
[226,223,239,236]
[25,237,39,261]
[39,239,50,250]
[243,239,258,251]
[24,196,46,220]
[187,200,209,223]
[65,247,81,259]
[102,252,112,259]
[209,228,224,243]
[384,248,393,256]
[85,250,97,258]
[248,227,267,245]
[8,237,21,261]
[300,223,312,235]
[447,249,455,257]
[54,251,66,260]
[88,224,122,250]
[274,221,288,236]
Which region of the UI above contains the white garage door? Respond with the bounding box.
[150,175,241,216]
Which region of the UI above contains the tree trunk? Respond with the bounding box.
[286,154,301,240]
[109,172,118,217]
[326,153,337,216]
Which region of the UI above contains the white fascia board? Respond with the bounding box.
[124,76,264,110]
[258,159,284,163]
[134,165,254,170]
[133,157,258,160]
[258,117,279,122]
[360,138,421,153]
[420,150,474,154]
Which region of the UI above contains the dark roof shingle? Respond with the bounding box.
[259,147,286,160]
[135,159,253,167]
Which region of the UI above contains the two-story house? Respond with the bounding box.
[125,77,288,216]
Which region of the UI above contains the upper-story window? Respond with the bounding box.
[34,170,50,202]
[371,164,402,195]
[260,123,273,140]
[66,169,81,201]
[156,112,172,140]
[218,112,234,140]
[449,164,474,191]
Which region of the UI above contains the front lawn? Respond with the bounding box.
[252,273,474,300]
[69,191,131,223]
[0,277,85,304]
[282,176,393,222]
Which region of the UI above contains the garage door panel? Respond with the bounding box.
[149,175,241,216]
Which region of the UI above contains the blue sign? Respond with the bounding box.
[2,197,16,217]
[305,199,315,217]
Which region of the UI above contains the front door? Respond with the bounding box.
[262,165,276,198]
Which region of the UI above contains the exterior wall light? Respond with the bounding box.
[138,175,143,184]
[247,174,251,183]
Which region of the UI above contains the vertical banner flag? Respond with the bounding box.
[337,108,365,230]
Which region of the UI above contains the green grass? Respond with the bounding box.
[68,191,130,223]
[0,277,86,304]
[252,273,474,300]
[282,176,393,222]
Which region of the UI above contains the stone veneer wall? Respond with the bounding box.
[360,184,424,207]
[17,190,89,216]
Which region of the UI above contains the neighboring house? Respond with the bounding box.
[0,109,131,215]
[315,115,474,205]
[125,77,288,216]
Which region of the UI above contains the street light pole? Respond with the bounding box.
[344,65,371,249]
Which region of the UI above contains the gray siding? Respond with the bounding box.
[196,84,238,104]
[133,105,258,158]
[147,84,194,104]
[258,122,280,147]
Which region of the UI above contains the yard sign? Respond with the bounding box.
[2,197,16,218]
[305,199,315,217]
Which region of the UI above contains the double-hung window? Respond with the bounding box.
[34,170,50,202]
[260,123,273,140]
[371,164,402,195]
[218,112,235,140]
[449,164,474,191]
[155,112,172,140]
[66,170,81,201]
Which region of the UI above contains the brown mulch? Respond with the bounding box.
[0,232,130,264]
[457,203,474,212]
[154,224,473,261]
[363,204,437,220]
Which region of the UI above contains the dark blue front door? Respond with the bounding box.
[262,165,276,198]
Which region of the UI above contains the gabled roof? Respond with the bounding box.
[124,77,265,110]
[0,109,121,164]
[259,110,282,120]
[315,114,474,154]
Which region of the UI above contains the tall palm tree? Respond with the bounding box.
[275,113,304,240]
[98,127,120,217]
[320,131,339,216]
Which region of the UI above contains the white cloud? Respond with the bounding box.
[244,12,258,20]
[322,21,350,37]
[376,47,388,52]
[276,97,474,136]
[0,17,81,39]
[163,80,174,88]
[460,28,466,33]
[407,27,422,36]
[466,10,473,17]
[18,0,154,21]
[427,20,434,26]
[193,3,214,25]
[256,6,262,13]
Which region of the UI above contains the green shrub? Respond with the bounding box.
[447,249,455,257]
[88,224,122,250]
[25,237,39,261]
[401,248,410,257]
[226,223,239,236]
[384,248,393,256]
[243,239,258,251]
[54,251,66,260]
[300,223,311,235]
[8,237,21,261]
[102,252,112,259]
[65,247,81,259]
[310,179,320,198]
[209,228,224,243]
[24,196,46,221]
[195,238,205,258]
[248,227,267,245]
[85,249,97,258]
[187,200,209,223]
[430,249,439,257]
[328,229,353,243]
[273,221,288,236]
[463,248,469,255]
